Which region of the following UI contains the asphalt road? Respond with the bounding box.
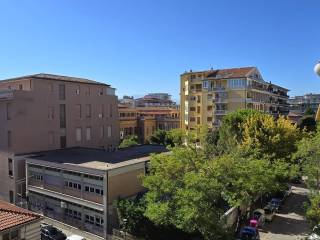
[260,184,311,240]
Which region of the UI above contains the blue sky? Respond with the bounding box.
[0,0,320,102]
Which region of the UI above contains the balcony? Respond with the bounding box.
[211,87,226,92]
[213,98,228,103]
[214,110,228,115]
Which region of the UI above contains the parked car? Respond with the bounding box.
[41,225,67,240]
[236,226,260,240]
[252,209,265,227]
[66,235,86,240]
[308,225,320,240]
[269,198,282,212]
[263,205,276,222]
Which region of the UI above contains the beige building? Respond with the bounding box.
[0,200,42,240]
[180,67,289,130]
[119,105,180,143]
[0,74,119,205]
[25,145,167,238]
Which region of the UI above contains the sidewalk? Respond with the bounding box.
[42,217,108,240]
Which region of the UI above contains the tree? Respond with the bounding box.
[149,130,167,145]
[143,147,232,240]
[297,115,317,132]
[241,114,300,161]
[119,135,139,148]
[304,107,315,116]
[294,129,320,191]
[149,129,184,147]
[306,194,320,226]
[216,109,262,154]
[116,197,197,240]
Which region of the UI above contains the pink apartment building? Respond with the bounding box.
[0,74,120,205]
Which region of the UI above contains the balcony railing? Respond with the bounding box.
[213,98,228,103]
[211,87,226,92]
[214,110,228,115]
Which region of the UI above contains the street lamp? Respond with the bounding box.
[314,61,320,121]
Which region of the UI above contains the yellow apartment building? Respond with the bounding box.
[180,67,289,130]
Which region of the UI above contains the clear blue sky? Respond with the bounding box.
[1,0,320,101]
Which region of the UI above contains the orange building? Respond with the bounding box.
[119,104,180,143]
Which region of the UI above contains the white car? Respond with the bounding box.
[66,235,86,240]
[263,205,276,222]
[308,225,320,240]
[252,209,265,227]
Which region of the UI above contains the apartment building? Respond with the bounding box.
[25,145,167,238]
[0,200,42,240]
[119,104,180,143]
[288,93,320,115]
[180,67,289,130]
[119,93,177,108]
[0,74,119,205]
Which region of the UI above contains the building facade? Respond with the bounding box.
[25,145,167,238]
[0,200,42,240]
[180,67,289,130]
[119,105,180,143]
[0,74,119,205]
[288,93,320,115]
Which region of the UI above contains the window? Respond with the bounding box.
[197,117,200,124]
[197,95,201,103]
[9,190,14,203]
[107,126,112,138]
[48,83,54,92]
[99,126,104,139]
[60,104,66,128]
[7,131,12,148]
[76,85,80,95]
[98,104,104,118]
[95,217,104,226]
[76,128,82,142]
[98,88,104,96]
[86,127,91,141]
[8,158,13,177]
[86,104,91,118]
[202,80,209,89]
[34,174,43,181]
[228,79,246,89]
[85,186,103,195]
[76,104,81,119]
[19,84,23,90]
[85,86,90,96]
[189,107,195,111]
[6,103,12,120]
[109,104,113,117]
[48,107,54,120]
[59,84,66,100]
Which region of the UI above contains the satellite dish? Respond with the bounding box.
[315,62,320,77]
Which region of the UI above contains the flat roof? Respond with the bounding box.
[28,145,168,171]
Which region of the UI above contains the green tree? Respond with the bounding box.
[216,109,262,154]
[297,115,317,132]
[143,147,232,240]
[295,129,320,190]
[306,194,320,226]
[149,130,167,145]
[149,129,185,147]
[304,107,315,116]
[241,114,300,161]
[119,135,139,148]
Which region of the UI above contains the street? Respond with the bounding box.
[260,184,311,240]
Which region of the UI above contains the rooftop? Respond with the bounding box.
[0,73,110,86]
[0,200,41,231]
[28,145,168,171]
